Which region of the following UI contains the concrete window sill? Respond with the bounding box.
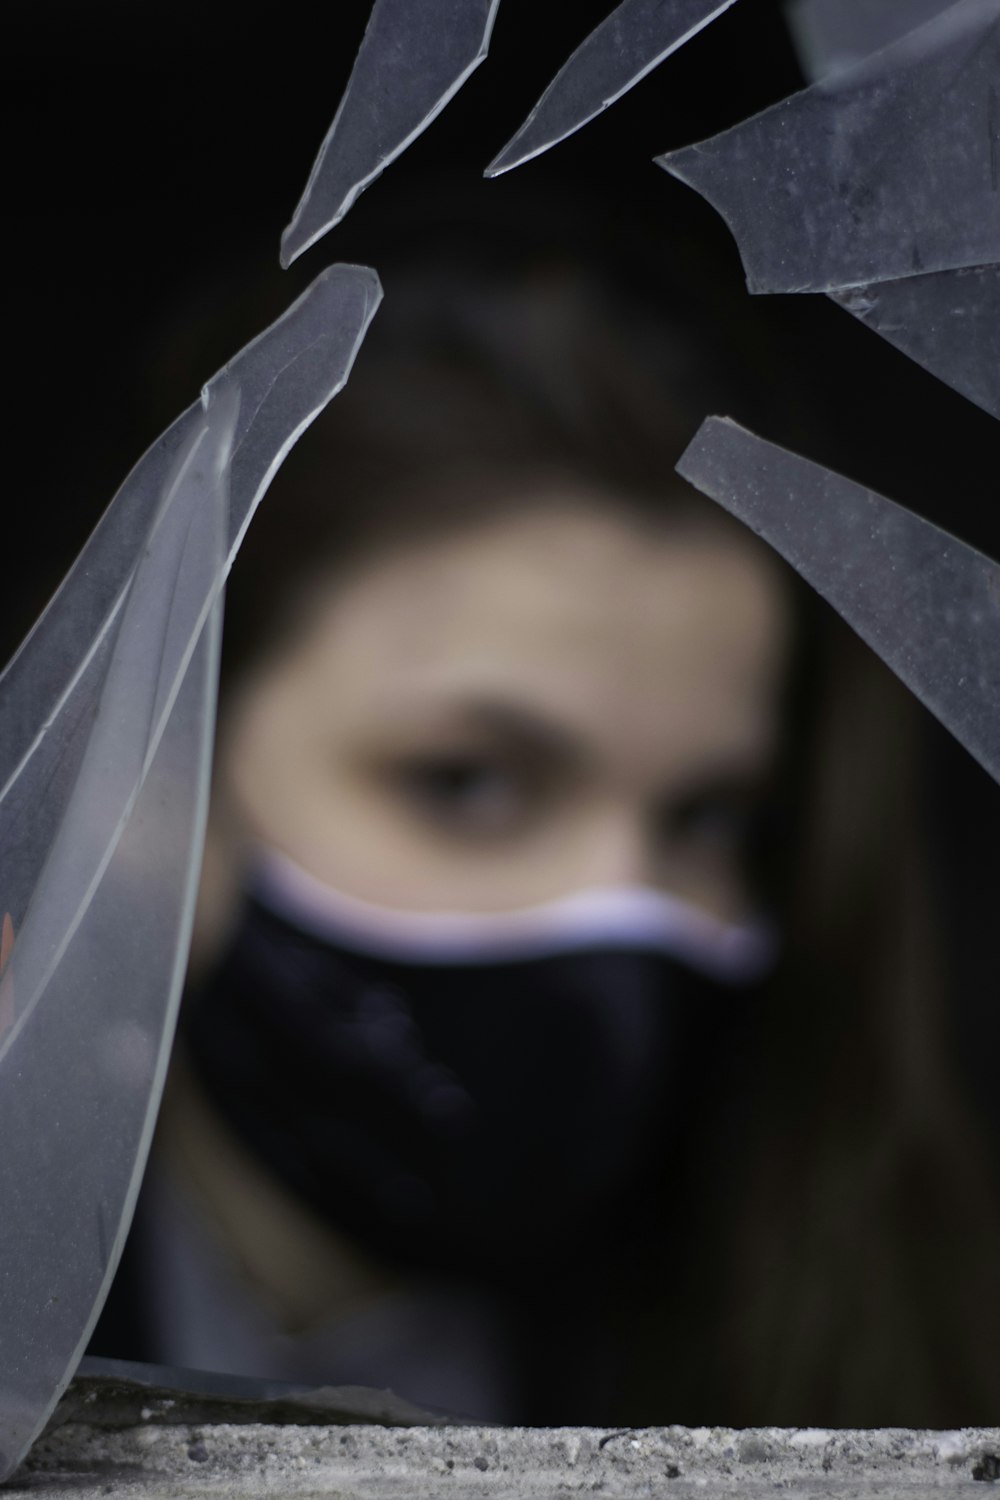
[16,1417,1000,1497]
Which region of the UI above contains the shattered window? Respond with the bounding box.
[2,0,1000,1477]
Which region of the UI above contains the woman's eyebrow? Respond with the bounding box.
[460,697,588,763]
[384,693,590,767]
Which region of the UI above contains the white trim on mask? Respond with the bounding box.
[250,847,777,984]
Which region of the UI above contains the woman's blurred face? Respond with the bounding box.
[207,494,790,934]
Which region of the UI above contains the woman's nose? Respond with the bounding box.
[576,808,657,890]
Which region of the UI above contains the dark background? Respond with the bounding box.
[2,0,998,1143]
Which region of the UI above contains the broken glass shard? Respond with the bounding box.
[659,0,1000,294]
[0,263,381,800]
[677,417,1000,786]
[0,265,381,1483]
[0,265,380,1058]
[281,0,501,266]
[786,0,961,79]
[829,264,1000,422]
[0,392,236,1069]
[485,0,739,177]
[0,569,225,1487]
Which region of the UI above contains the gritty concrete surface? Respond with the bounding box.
[10,1421,1000,1498]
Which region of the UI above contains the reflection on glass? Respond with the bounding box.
[787,0,963,78]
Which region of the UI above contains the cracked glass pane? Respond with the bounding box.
[486,0,739,176]
[0,267,380,1484]
[281,0,501,266]
[678,417,1000,785]
[829,265,1000,421]
[659,0,1000,294]
[786,0,961,78]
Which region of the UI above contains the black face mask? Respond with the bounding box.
[183,859,770,1284]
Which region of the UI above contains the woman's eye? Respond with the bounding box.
[660,786,762,856]
[392,756,532,836]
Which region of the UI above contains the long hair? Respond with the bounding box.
[622,619,1000,1426]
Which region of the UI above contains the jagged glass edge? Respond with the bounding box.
[281,0,501,265]
[486,0,738,176]
[678,416,1000,785]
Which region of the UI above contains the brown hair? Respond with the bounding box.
[622,628,1000,1426]
[219,234,778,694]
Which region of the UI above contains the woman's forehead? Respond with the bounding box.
[260,502,791,774]
[305,498,764,616]
[307,503,783,658]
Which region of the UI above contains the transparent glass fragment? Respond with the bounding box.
[485,0,739,177]
[658,0,1000,294]
[0,591,223,1485]
[829,265,1000,421]
[0,394,236,1067]
[677,417,1000,786]
[0,265,381,1483]
[281,0,501,266]
[786,0,961,78]
[0,263,381,799]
